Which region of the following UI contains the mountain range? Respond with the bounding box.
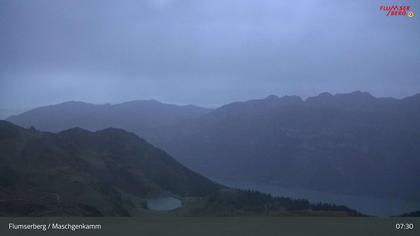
[6,100,210,135]
[0,121,359,216]
[6,92,420,202]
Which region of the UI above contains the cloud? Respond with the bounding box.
[147,0,176,9]
[0,0,419,108]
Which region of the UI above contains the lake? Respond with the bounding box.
[147,197,182,211]
[214,178,420,216]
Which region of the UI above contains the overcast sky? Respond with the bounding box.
[1,0,419,109]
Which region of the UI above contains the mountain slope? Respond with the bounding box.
[0,120,219,216]
[7,92,419,202]
[0,121,359,216]
[151,92,420,201]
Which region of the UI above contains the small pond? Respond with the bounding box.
[146,197,182,211]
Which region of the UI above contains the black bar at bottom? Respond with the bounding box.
[0,217,419,236]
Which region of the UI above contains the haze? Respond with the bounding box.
[1,0,419,111]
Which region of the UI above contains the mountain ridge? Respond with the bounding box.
[0,121,361,216]
[148,91,420,202]
[6,99,211,135]
[5,91,420,202]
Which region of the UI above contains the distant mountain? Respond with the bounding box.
[0,120,219,216]
[7,100,211,135]
[150,92,420,201]
[0,121,358,216]
[7,92,420,202]
[0,108,27,120]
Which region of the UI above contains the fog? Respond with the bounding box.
[1,0,419,110]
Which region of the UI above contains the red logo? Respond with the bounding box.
[379,5,414,17]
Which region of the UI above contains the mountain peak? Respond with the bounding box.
[306,91,375,105]
[263,95,303,104]
[346,91,374,98]
[265,95,279,100]
[317,92,333,98]
[119,99,163,106]
[58,127,94,138]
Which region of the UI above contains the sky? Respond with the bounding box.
[0,0,419,110]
